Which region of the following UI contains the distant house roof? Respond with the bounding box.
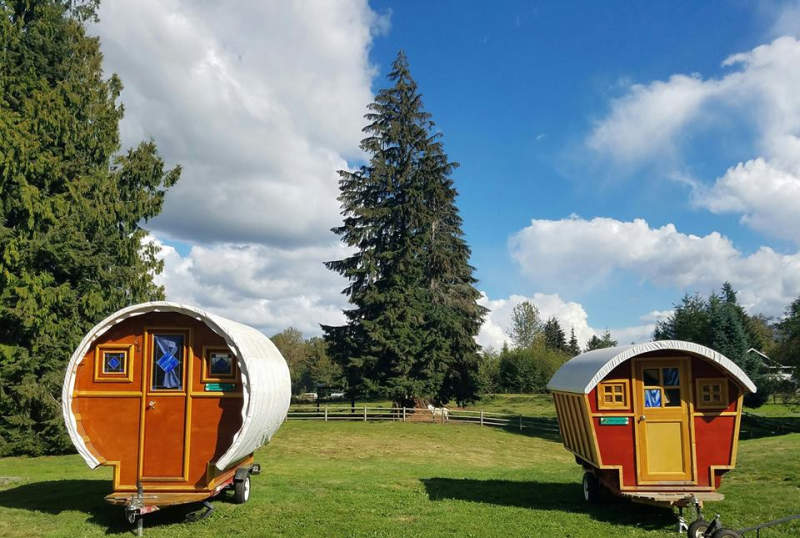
[547,340,757,394]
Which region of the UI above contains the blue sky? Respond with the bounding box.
[92,1,800,348]
[367,1,791,322]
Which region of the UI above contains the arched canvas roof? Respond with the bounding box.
[62,302,291,471]
[546,340,757,395]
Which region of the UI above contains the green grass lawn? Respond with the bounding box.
[1,421,798,537]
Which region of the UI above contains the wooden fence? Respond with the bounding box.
[286,406,562,437]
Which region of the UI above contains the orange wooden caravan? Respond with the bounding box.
[547,340,756,508]
[62,302,291,526]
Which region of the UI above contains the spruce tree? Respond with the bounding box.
[543,317,566,352]
[0,1,180,455]
[322,52,485,407]
[567,328,581,356]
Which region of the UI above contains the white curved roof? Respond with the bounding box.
[547,340,756,394]
[62,302,291,471]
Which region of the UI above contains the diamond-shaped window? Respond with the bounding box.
[104,352,125,373]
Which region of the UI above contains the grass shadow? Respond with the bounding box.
[421,477,674,531]
[740,414,800,439]
[0,479,210,535]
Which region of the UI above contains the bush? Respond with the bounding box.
[495,341,569,393]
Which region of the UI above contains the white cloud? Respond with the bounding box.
[476,292,656,352]
[92,0,386,246]
[154,238,348,337]
[587,36,800,244]
[587,74,718,166]
[477,292,593,351]
[91,1,385,337]
[509,216,800,317]
[696,158,800,243]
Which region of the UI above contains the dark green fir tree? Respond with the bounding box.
[322,52,486,407]
[0,0,180,455]
[567,328,581,356]
[543,317,567,352]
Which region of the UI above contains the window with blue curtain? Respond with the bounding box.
[644,388,662,407]
[153,334,183,390]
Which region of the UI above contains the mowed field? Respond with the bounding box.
[0,405,798,537]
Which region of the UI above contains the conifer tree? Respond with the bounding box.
[567,328,581,356]
[0,1,180,455]
[322,52,485,407]
[543,317,566,352]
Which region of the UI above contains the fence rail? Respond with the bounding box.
[286,406,799,441]
[286,406,562,436]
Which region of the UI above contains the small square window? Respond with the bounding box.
[597,380,629,410]
[696,378,729,409]
[201,346,237,383]
[103,352,125,373]
[94,344,134,383]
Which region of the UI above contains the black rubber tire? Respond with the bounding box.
[711,529,741,538]
[233,475,250,504]
[582,472,600,503]
[687,519,709,538]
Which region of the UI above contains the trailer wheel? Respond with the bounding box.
[582,472,600,503]
[687,519,709,538]
[710,529,741,538]
[233,475,250,504]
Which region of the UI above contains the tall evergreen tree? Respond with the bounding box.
[543,317,566,352]
[322,52,485,407]
[567,328,581,356]
[0,1,180,455]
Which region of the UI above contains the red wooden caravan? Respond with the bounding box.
[547,340,756,507]
[62,302,291,526]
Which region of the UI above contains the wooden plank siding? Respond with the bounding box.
[552,391,598,466]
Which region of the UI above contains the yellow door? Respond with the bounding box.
[633,358,695,483]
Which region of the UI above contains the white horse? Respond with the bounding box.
[427,403,449,422]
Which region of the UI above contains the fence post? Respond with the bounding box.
[519,415,522,431]
[324,406,328,422]
[480,410,484,427]
[364,406,367,422]
[402,407,406,422]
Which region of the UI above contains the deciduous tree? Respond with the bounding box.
[508,301,542,349]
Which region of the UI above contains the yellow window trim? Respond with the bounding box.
[695,378,729,410]
[597,379,629,410]
[93,344,135,383]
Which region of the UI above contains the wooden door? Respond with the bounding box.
[140,330,190,481]
[633,357,695,484]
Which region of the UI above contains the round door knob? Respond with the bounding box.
[148,400,156,409]
[639,415,646,422]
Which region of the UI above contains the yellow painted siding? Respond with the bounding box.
[552,392,598,465]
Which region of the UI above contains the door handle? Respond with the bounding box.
[638,415,646,422]
[147,400,156,409]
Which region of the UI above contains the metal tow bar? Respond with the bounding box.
[686,495,800,537]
